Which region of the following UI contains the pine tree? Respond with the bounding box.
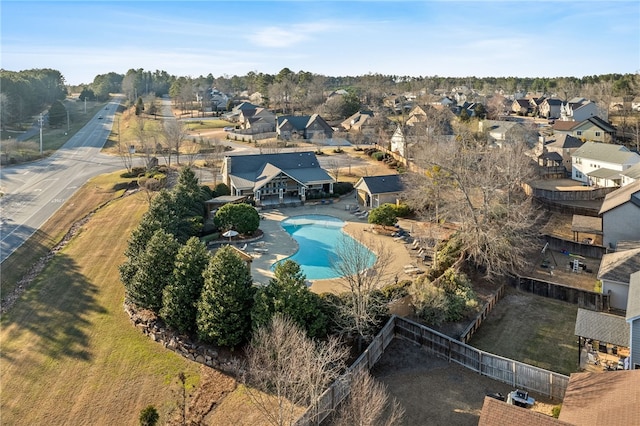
[127,229,180,311]
[196,245,255,347]
[48,100,67,128]
[252,260,328,338]
[161,237,209,334]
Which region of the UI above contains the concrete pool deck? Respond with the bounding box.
[243,196,418,295]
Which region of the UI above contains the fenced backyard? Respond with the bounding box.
[510,274,609,311]
[295,313,568,425]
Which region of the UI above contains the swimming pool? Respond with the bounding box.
[273,214,376,280]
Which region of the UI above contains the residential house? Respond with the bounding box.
[558,370,640,423]
[621,162,640,186]
[538,134,583,173]
[209,88,229,111]
[627,271,640,370]
[539,98,563,119]
[340,111,376,139]
[479,370,640,425]
[354,174,404,208]
[528,96,546,116]
[220,152,334,205]
[560,97,598,122]
[389,125,418,158]
[511,98,531,115]
[237,107,277,132]
[276,114,333,141]
[552,116,616,143]
[597,246,640,310]
[571,142,640,187]
[224,101,260,122]
[599,181,640,248]
[479,119,538,148]
[632,97,640,112]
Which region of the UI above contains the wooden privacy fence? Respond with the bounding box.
[394,316,569,401]
[294,316,396,426]
[295,314,568,425]
[511,275,610,312]
[459,284,506,343]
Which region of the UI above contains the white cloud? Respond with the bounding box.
[246,21,337,48]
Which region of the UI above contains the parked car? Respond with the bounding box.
[223,126,234,131]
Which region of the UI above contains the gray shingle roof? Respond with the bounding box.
[559,370,640,425]
[622,163,640,180]
[356,174,404,194]
[627,271,640,321]
[587,167,620,179]
[573,142,639,165]
[575,308,629,346]
[597,248,640,283]
[545,134,583,149]
[227,152,333,190]
[599,180,640,214]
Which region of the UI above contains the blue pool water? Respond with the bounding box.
[272,214,376,280]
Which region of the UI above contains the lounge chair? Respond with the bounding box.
[254,247,269,253]
[239,243,248,251]
[358,211,369,219]
[351,208,362,215]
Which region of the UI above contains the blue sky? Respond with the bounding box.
[2,1,639,85]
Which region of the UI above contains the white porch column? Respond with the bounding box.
[255,190,261,202]
[279,188,284,203]
[300,186,306,202]
[329,182,334,194]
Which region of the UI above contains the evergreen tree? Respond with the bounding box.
[196,245,255,347]
[127,229,180,311]
[368,203,398,227]
[48,100,67,128]
[213,203,260,235]
[252,260,328,338]
[161,237,209,334]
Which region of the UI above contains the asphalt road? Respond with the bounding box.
[0,98,371,263]
[0,100,125,263]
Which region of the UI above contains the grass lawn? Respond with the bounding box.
[469,287,579,376]
[0,185,201,425]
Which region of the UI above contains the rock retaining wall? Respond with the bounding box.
[124,302,242,376]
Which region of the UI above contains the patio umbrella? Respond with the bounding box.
[222,230,239,242]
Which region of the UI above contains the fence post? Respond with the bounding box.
[512,362,516,387]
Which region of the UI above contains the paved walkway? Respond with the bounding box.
[244,196,419,294]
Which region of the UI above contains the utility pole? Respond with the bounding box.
[66,107,70,132]
[84,97,87,114]
[39,114,44,155]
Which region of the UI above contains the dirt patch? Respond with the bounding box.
[372,338,558,425]
[174,366,237,425]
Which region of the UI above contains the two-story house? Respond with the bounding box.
[538,134,583,173]
[560,97,599,122]
[276,114,333,141]
[539,98,563,119]
[571,142,640,187]
[553,117,617,143]
[340,111,376,139]
[511,98,531,115]
[597,244,640,311]
[479,119,538,148]
[599,181,640,249]
[238,107,277,132]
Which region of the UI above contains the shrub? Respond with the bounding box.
[372,152,385,161]
[380,280,411,300]
[368,203,397,227]
[333,147,344,154]
[394,203,413,218]
[333,182,354,195]
[552,405,562,419]
[214,202,260,235]
[214,183,230,196]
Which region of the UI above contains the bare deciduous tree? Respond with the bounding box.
[244,315,348,426]
[409,140,542,279]
[164,119,188,165]
[331,369,404,426]
[331,232,393,351]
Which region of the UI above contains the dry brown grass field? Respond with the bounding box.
[0,180,204,425]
